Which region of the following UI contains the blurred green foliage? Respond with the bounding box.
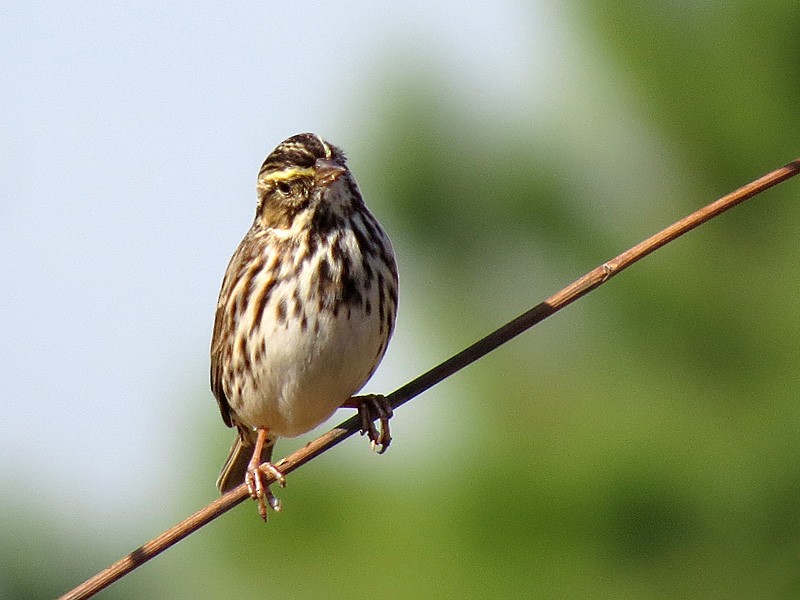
[34,3,800,599]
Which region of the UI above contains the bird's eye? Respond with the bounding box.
[276,181,291,195]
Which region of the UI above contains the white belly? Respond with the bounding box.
[225,263,389,438]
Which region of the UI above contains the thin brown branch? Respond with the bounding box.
[59,158,800,600]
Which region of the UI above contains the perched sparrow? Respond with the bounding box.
[210,133,398,520]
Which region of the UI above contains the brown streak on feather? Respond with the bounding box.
[253,277,277,326]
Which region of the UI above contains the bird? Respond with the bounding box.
[210,133,398,520]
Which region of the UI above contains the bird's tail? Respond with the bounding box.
[216,432,275,493]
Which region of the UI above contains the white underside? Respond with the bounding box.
[232,299,385,437]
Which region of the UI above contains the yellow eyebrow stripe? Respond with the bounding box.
[259,166,315,183]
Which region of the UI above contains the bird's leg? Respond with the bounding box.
[245,427,286,521]
[343,394,393,454]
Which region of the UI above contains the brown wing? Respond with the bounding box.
[210,284,234,428]
[210,235,253,429]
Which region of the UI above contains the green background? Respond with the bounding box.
[5,2,800,598]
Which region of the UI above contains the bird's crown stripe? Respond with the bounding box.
[259,167,316,183]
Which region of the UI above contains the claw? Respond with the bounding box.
[246,462,285,520]
[355,394,393,454]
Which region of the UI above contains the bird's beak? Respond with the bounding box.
[314,159,347,187]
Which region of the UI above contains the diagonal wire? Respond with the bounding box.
[59,158,800,600]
